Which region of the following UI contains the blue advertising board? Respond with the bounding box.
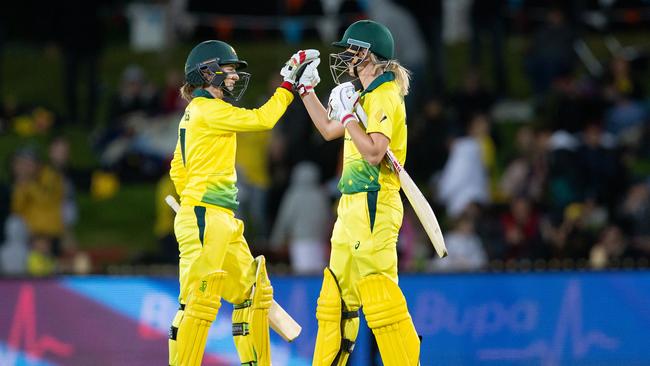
[0,271,649,365]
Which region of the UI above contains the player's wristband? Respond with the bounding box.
[279,81,294,91]
[297,84,314,97]
[341,113,357,127]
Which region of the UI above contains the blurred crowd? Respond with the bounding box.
[0,138,91,276]
[1,0,650,276]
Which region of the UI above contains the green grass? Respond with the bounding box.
[76,183,156,254]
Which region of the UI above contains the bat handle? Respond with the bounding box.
[165,195,180,213]
[385,150,402,174]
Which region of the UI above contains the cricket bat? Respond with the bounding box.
[354,105,448,258]
[164,195,302,342]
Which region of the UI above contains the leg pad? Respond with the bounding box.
[358,274,420,366]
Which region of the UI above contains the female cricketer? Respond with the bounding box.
[295,20,421,365]
[168,40,317,366]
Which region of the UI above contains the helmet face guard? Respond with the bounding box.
[197,58,251,101]
[329,39,371,85]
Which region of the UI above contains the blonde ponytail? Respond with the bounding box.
[385,60,411,97]
[179,83,196,102]
[369,53,411,97]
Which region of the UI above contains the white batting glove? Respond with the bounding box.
[328,82,359,127]
[296,59,320,96]
[280,49,320,85]
[327,92,342,121]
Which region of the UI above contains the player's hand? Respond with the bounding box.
[297,59,320,96]
[280,49,320,85]
[328,82,359,127]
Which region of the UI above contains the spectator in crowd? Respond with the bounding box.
[549,201,605,260]
[407,97,450,183]
[546,130,582,219]
[48,137,78,242]
[471,113,499,201]
[270,161,330,274]
[0,215,29,276]
[436,113,491,218]
[500,125,548,202]
[462,201,504,261]
[108,64,160,123]
[576,122,625,210]
[27,236,56,277]
[618,181,650,257]
[603,56,644,102]
[10,147,65,257]
[542,73,601,134]
[500,196,541,260]
[430,212,487,272]
[96,64,161,157]
[590,225,630,269]
[602,57,647,144]
[524,6,577,97]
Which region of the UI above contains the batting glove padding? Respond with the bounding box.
[297,58,321,96]
[328,82,359,127]
[281,49,320,85]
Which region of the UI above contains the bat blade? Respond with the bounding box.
[164,195,302,341]
[395,163,448,258]
[269,301,302,342]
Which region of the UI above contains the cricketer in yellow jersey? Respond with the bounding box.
[296,20,421,366]
[168,40,318,366]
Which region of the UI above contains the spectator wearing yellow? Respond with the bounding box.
[10,148,65,255]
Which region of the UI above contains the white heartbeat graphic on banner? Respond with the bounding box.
[478,280,619,365]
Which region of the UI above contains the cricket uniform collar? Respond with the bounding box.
[360,71,395,97]
[192,88,214,99]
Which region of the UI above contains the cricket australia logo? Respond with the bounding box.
[199,280,208,293]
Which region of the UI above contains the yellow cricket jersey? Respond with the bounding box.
[170,87,294,211]
[338,72,407,194]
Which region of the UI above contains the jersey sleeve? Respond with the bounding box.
[169,138,187,196]
[202,87,294,132]
[364,93,393,140]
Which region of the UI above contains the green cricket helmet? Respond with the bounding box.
[330,20,395,84]
[184,40,250,101]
